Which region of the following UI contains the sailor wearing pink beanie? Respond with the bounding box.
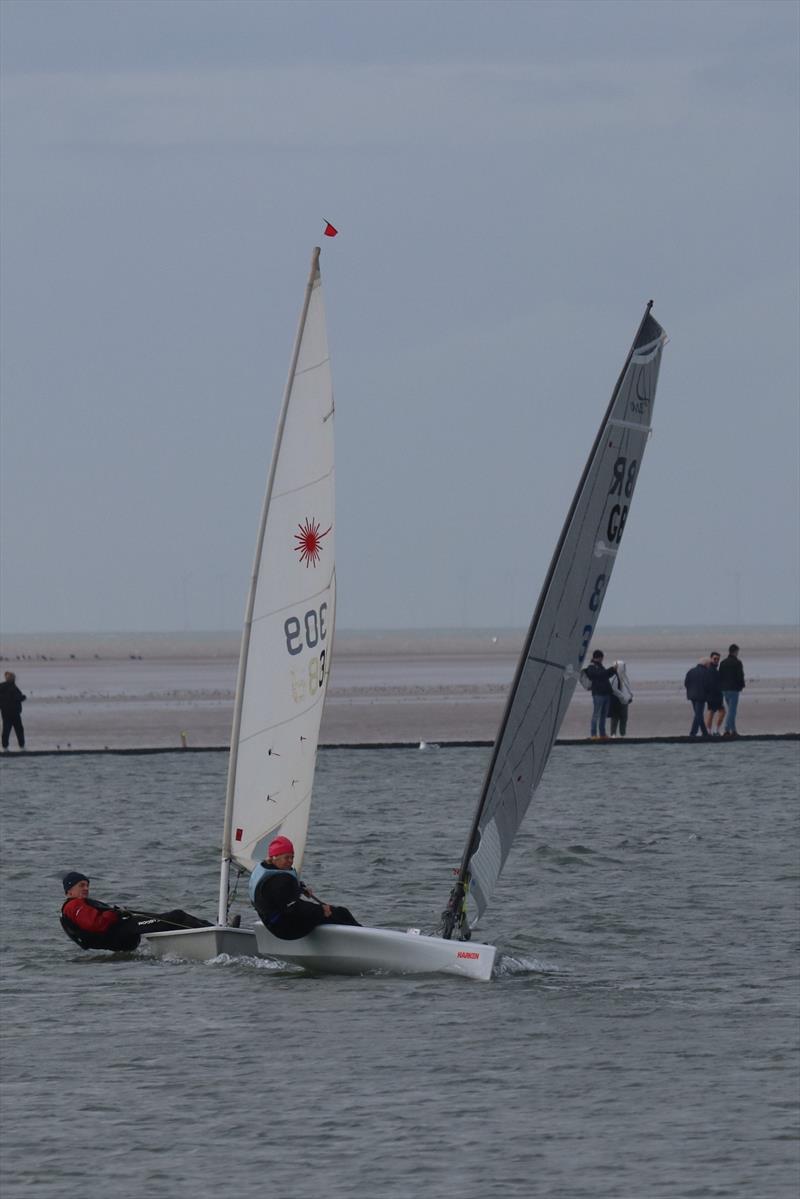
[248,833,360,939]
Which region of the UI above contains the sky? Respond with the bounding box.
[1,0,798,633]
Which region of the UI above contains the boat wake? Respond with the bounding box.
[208,952,298,972]
[495,953,561,977]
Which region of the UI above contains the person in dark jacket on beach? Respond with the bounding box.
[684,660,712,738]
[0,671,26,751]
[718,644,746,737]
[249,836,360,940]
[583,650,618,740]
[60,872,211,952]
[704,652,725,736]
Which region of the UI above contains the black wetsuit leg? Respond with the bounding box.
[135,910,212,933]
[109,921,142,951]
[267,903,327,940]
[267,902,361,939]
[322,905,361,928]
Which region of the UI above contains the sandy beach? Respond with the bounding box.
[1,627,797,751]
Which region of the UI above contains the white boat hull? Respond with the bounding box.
[144,925,260,961]
[254,921,497,981]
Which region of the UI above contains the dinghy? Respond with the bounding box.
[146,247,336,961]
[255,923,497,981]
[254,304,667,978]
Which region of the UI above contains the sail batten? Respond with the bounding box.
[248,572,335,626]
[236,693,328,743]
[444,305,666,936]
[273,474,334,501]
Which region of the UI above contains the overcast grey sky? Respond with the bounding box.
[1,0,798,633]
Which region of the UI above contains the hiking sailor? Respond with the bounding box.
[60,871,212,952]
[249,836,361,940]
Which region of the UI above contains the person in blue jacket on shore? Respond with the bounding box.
[718,644,746,737]
[583,650,618,740]
[249,836,360,940]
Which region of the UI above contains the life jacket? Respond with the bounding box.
[249,864,306,926]
[60,897,141,952]
[248,862,298,901]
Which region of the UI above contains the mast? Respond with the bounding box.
[216,248,322,927]
[441,302,662,939]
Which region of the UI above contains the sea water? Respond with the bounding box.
[1,743,798,1198]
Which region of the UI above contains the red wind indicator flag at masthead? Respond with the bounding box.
[323,220,338,237]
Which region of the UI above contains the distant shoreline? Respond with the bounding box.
[2,627,797,749]
[2,732,796,759]
[1,624,798,661]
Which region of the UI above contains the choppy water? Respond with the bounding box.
[1,743,798,1198]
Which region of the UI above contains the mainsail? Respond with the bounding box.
[443,305,666,937]
[217,248,335,924]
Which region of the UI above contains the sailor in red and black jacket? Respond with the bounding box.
[60,872,142,951]
[60,872,212,951]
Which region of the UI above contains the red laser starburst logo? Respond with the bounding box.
[293,518,331,567]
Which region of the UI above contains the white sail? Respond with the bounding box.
[145,249,336,959]
[220,248,335,913]
[445,306,666,934]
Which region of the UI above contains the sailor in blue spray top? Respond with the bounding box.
[249,836,360,940]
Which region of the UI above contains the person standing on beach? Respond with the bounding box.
[0,671,26,752]
[684,659,712,738]
[718,644,746,737]
[705,652,726,736]
[583,650,617,740]
[609,660,633,738]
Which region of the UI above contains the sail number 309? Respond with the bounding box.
[284,603,328,656]
[284,604,328,697]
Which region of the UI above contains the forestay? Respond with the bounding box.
[446,306,666,934]
[218,249,335,921]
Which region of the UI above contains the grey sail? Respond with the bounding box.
[443,306,667,937]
